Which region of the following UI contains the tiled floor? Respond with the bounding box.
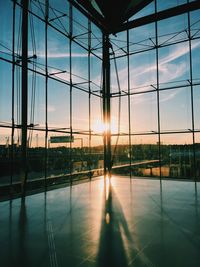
[0,176,200,267]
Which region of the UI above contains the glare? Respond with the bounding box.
[92,118,118,134]
[105,175,110,200]
[98,174,113,192]
[105,212,110,224]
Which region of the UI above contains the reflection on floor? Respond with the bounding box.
[0,176,200,267]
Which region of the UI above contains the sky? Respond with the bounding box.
[0,0,200,146]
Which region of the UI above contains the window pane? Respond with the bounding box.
[160,87,192,131]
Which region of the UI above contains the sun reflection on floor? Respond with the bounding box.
[98,174,115,187]
[98,174,118,201]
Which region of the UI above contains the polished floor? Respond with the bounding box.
[0,176,200,267]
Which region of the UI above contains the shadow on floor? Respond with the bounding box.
[97,178,132,267]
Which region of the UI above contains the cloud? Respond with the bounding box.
[160,41,200,65]
[111,40,200,106]
[110,39,200,100]
[36,39,101,59]
[159,87,183,103]
[37,52,90,58]
[159,62,186,84]
[32,36,90,59]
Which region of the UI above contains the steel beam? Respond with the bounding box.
[114,1,200,33]
[102,34,111,176]
[44,0,49,190]
[11,0,16,192]
[21,0,29,196]
[68,0,107,32]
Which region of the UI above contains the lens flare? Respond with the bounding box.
[92,118,117,134]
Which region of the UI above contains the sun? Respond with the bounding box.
[92,118,118,134]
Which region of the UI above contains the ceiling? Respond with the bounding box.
[76,0,153,33]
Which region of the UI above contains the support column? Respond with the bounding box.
[102,34,111,177]
[69,3,73,185]
[44,0,49,190]
[21,0,29,195]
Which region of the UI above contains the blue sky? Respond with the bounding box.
[0,0,200,146]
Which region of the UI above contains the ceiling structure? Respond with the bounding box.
[71,0,200,34]
[74,0,153,33]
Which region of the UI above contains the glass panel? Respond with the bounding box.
[73,7,88,48]
[195,133,200,179]
[91,23,102,57]
[72,42,88,87]
[48,0,70,34]
[129,23,155,55]
[131,135,159,178]
[29,11,45,67]
[131,91,158,133]
[111,96,129,134]
[190,10,200,39]
[191,40,200,81]
[47,27,70,78]
[48,80,70,129]
[130,1,155,20]
[129,49,157,93]
[160,87,192,131]
[111,136,130,171]
[47,132,71,181]
[110,31,127,57]
[0,128,12,186]
[0,0,13,60]
[90,56,102,94]
[27,130,46,182]
[31,75,46,128]
[160,133,194,179]
[73,90,89,131]
[157,0,187,12]
[91,95,102,134]
[90,135,104,176]
[158,42,190,86]
[72,134,89,175]
[0,61,12,123]
[193,85,200,131]
[111,56,128,94]
[158,14,188,46]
